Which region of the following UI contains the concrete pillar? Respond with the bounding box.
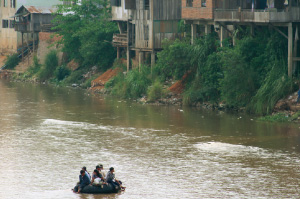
[205,25,211,35]
[117,47,120,59]
[288,23,293,77]
[191,24,197,45]
[220,26,226,47]
[139,51,144,72]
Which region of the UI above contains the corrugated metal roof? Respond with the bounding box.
[23,5,57,14]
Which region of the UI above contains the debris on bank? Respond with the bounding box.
[274,91,300,112]
[0,70,14,79]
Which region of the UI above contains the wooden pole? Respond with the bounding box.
[21,32,24,61]
[151,51,156,73]
[127,20,130,72]
[293,26,299,74]
[33,32,35,53]
[117,47,120,59]
[288,23,293,77]
[139,51,144,72]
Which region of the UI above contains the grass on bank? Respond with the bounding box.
[258,111,300,122]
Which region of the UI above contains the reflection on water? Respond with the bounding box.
[1,79,300,199]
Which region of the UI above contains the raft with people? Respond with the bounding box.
[73,183,121,194]
[73,164,125,194]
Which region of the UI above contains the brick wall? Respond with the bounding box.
[182,0,214,20]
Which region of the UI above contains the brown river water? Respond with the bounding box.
[1,79,300,199]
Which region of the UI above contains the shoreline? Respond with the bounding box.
[2,69,300,124]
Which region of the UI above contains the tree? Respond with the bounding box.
[54,0,118,70]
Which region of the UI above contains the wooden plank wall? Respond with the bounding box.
[153,0,181,20]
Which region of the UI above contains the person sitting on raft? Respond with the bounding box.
[78,170,91,193]
[91,169,107,188]
[106,167,125,190]
[96,165,106,182]
[82,166,91,181]
[97,164,106,178]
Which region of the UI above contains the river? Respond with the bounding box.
[0,79,300,199]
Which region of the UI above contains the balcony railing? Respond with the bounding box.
[113,33,128,47]
[214,7,300,23]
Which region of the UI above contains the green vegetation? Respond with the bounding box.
[5,54,19,69]
[107,67,152,99]
[54,65,71,81]
[15,1,298,118]
[259,111,300,122]
[147,80,166,101]
[38,50,59,81]
[151,28,297,115]
[54,0,118,70]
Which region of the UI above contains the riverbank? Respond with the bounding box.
[2,65,300,124]
[2,28,300,122]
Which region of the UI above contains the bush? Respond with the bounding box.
[147,80,165,101]
[4,54,19,69]
[62,70,84,85]
[108,67,152,99]
[54,65,71,81]
[38,50,59,81]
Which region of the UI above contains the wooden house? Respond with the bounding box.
[111,0,182,70]
[0,0,62,55]
[14,6,57,33]
[213,0,300,77]
[182,0,215,44]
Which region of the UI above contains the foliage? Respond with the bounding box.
[247,61,294,115]
[154,39,193,80]
[147,80,166,101]
[54,0,118,69]
[108,67,152,99]
[27,56,42,76]
[4,54,19,69]
[54,65,71,81]
[258,111,300,122]
[258,112,291,122]
[62,70,84,85]
[38,50,59,81]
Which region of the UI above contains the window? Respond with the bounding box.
[186,0,193,7]
[201,0,206,7]
[144,0,149,10]
[9,20,14,28]
[2,20,8,28]
[144,25,149,40]
[3,0,7,7]
[111,0,121,6]
[10,0,15,8]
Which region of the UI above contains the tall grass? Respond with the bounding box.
[247,60,294,115]
[108,66,152,99]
